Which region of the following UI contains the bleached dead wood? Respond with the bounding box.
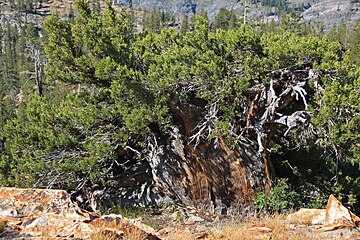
[24,41,44,96]
[190,67,311,155]
[189,99,220,148]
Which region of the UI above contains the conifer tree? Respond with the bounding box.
[348,20,360,64]
[0,0,359,212]
[229,10,237,29]
[337,18,348,45]
[213,8,232,30]
[180,15,189,35]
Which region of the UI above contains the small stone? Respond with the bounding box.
[0,209,18,217]
[195,225,211,233]
[22,218,35,227]
[27,216,48,228]
[186,215,205,223]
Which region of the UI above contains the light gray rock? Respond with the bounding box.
[187,214,205,223]
[113,0,359,31]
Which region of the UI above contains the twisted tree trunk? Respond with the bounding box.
[87,68,311,215]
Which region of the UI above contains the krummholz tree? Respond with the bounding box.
[1,2,358,214]
[130,18,351,213]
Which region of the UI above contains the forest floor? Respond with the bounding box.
[150,212,360,239]
[2,208,360,239]
[1,188,360,239]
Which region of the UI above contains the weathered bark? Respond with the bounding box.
[86,101,273,215]
[85,69,311,215]
[160,103,270,214]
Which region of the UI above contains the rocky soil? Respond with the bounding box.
[1,187,360,239]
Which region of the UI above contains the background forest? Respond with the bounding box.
[0,0,359,214]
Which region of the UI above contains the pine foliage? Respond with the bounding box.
[0,1,359,211]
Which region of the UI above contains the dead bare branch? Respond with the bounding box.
[189,99,220,148]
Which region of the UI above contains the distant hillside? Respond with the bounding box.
[113,0,360,31]
[0,0,359,31]
[301,0,360,31]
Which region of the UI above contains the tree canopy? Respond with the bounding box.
[0,1,359,212]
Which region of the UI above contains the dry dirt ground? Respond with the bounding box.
[1,188,360,239]
[3,209,360,239]
[144,210,360,240]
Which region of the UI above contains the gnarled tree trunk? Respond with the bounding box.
[87,69,310,215]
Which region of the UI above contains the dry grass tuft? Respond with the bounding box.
[123,228,147,240]
[211,228,259,239]
[91,228,146,240]
[90,230,123,240]
[210,214,316,240]
[210,218,255,240]
[170,232,207,240]
[261,214,288,239]
[90,223,147,240]
[0,220,7,233]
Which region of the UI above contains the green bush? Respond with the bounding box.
[105,204,156,227]
[105,204,151,219]
[254,178,301,213]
